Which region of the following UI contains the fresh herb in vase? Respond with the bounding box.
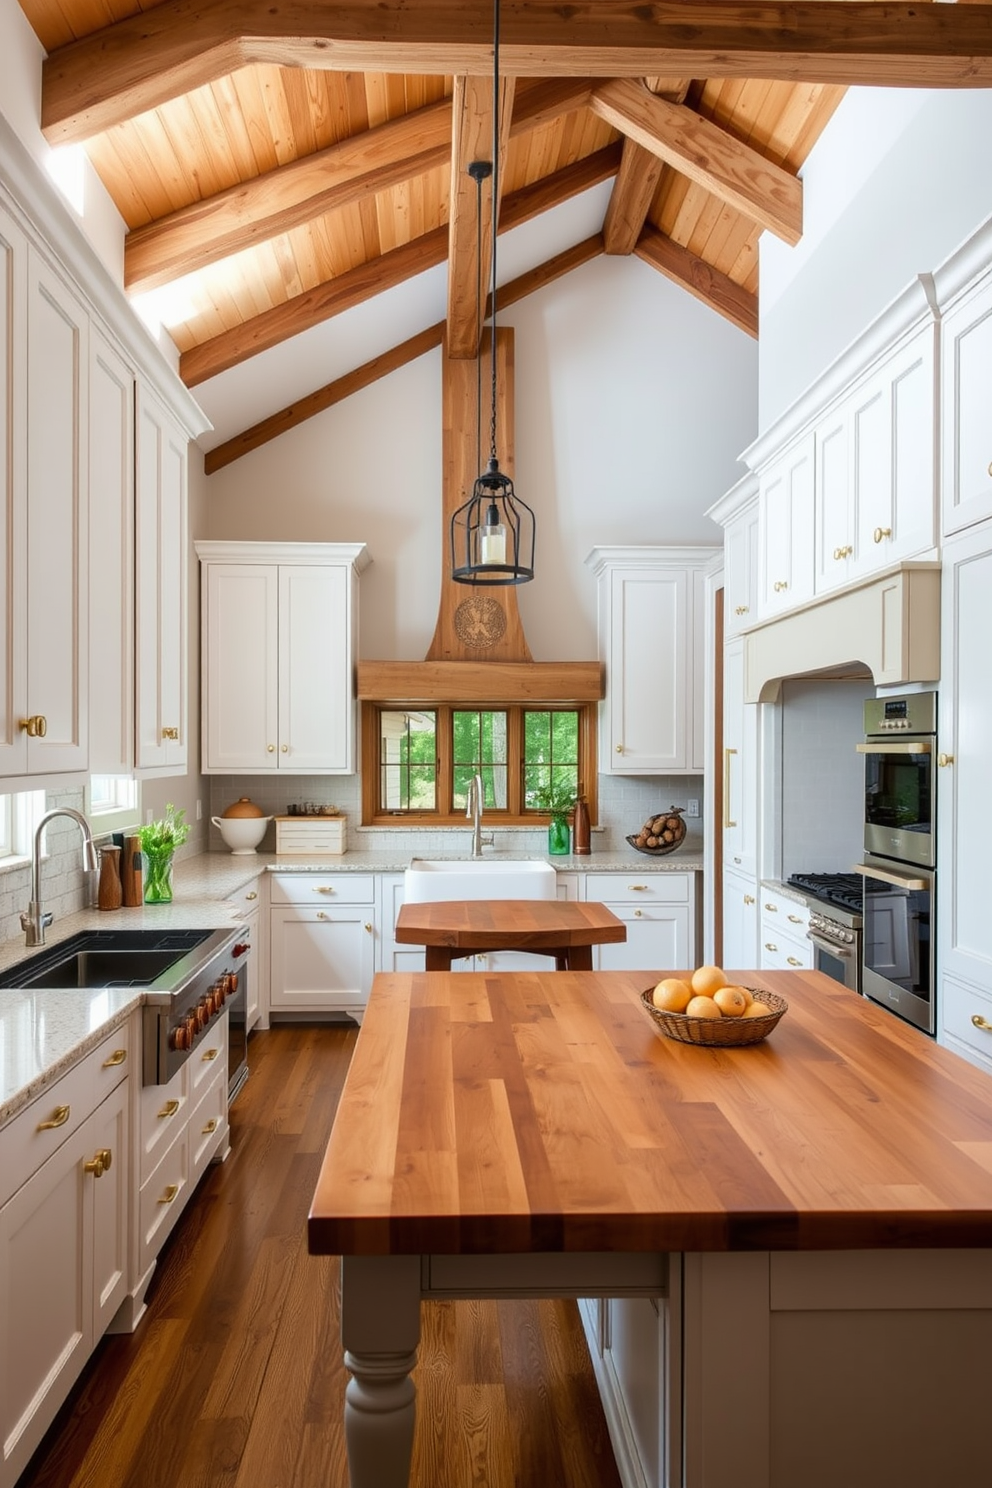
[138,804,189,903]
[527,779,578,855]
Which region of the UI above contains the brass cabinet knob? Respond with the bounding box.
[971,1014,992,1033]
[365,922,373,933]
[267,744,275,753]
[988,460,992,478]
[764,942,778,953]
[102,1048,127,1067]
[203,1118,219,1135]
[202,1047,219,1062]
[743,894,755,906]
[281,744,289,753]
[734,605,749,615]
[246,891,257,900]
[83,1148,112,1178]
[615,744,622,753]
[158,1098,180,1120]
[317,910,329,920]
[158,1184,179,1205]
[633,909,642,918]
[162,726,179,740]
[773,579,789,593]
[937,753,954,767]
[873,526,892,544]
[37,1104,70,1132]
[834,545,853,559]
[19,714,47,737]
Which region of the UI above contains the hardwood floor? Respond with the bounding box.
[18,1024,622,1488]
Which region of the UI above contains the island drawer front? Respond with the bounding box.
[138,1062,188,1186]
[0,1022,132,1204]
[189,1066,228,1184]
[942,975,992,1074]
[425,1252,669,1298]
[270,873,375,905]
[138,1127,192,1277]
[585,873,690,905]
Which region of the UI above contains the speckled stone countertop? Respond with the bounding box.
[0,844,703,1126]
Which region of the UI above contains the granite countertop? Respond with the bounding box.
[0,843,703,1127]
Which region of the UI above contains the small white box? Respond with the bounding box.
[274,816,346,855]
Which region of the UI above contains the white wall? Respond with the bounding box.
[759,87,992,426]
[778,678,874,879]
[197,254,758,661]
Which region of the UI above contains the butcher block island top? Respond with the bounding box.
[394,897,627,970]
[309,967,992,1256]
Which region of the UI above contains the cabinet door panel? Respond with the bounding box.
[26,250,88,772]
[88,1083,128,1338]
[0,204,27,775]
[135,385,187,774]
[203,564,279,770]
[723,640,757,878]
[722,868,758,972]
[814,412,850,594]
[595,907,691,971]
[609,568,687,771]
[270,908,373,1011]
[606,1296,663,1488]
[758,436,814,617]
[279,565,351,770]
[942,282,992,535]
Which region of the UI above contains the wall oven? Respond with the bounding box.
[859,693,936,869]
[857,856,935,1035]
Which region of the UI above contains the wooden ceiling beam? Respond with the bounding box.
[635,225,758,338]
[204,233,607,472]
[603,140,665,256]
[446,76,515,359]
[182,146,620,387]
[590,79,802,246]
[42,2,992,145]
[125,98,452,294]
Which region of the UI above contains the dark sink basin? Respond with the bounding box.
[0,928,216,992]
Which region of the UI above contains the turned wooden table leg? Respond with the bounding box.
[341,1255,421,1488]
[566,946,594,971]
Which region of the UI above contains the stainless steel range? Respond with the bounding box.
[141,926,249,1085]
[787,873,863,993]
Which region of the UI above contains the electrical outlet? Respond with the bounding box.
[687,799,699,817]
[146,808,153,824]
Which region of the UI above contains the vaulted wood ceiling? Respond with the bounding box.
[18,2,992,466]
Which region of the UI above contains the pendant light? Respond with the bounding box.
[451,0,535,587]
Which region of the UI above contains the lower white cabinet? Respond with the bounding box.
[584,872,698,972]
[269,874,375,1018]
[0,1026,130,1488]
[722,866,758,972]
[226,876,266,1031]
[759,887,812,973]
[578,1292,671,1488]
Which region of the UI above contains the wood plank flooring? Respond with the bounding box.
[17,1024,622,1488]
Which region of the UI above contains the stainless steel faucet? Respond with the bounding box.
[21,807,99,946]
[466,774,485,858]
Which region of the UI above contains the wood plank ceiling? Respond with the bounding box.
[17,2,992,467]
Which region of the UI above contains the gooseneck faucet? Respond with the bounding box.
[21,807,99,946]
[466,774,485,858]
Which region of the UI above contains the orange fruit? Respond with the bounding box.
[736,986,755,1007]
[690,965,726,997]
[652,977,692,1013]
[742,1000,772,1019]
[685,995,722,1019]
[713,986,748,1018]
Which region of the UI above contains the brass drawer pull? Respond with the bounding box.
[317,910,329,920]
[202,1048,219,1061]
[787,956,802,967]
[245,891,258,901]
[764,903,778,912]
[787,914,803,925]
[37,1104,70,1131]
[633,909,642,918]
[971,1014,992,1034]
[202,1118,219,1135]
[102,1048,127,1067]
[764,942,778,953]
[938,753,954,768]
[83,1147,112,1177]
[743,894,755,906]
[158,1098,180,1119]
[627,884,649,891]
[161,726,179,740]
[314,885,336,894]
[773,580,788,593]
[158,1184,179,1205]
[723,747,737,829]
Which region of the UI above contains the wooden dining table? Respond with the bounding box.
[393,896,627,969]
[309,966,992,1488]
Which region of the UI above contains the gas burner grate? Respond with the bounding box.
[787,872,864,914]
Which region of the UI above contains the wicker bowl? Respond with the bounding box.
[639,986,788,1047]
[627,834,683,857]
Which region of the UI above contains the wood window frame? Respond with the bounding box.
[361,701,598,827]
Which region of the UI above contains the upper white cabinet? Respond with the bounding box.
[135,385,188,776]
[587,546,719,775]
[936,233,992,537]
[88,327,135,776]
[197,541,370,774]
[719,479,759,640]
[0,204,90,783]
[757,433,815,620]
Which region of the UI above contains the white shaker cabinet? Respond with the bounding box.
[0,210,90,783]
[269,874,375,1019]
[586,546,718,774]
[718,477,759,641]
[135,383,188,775]
[197,542,370,774]
[722,865,758,973]
[937,519,992,1072]
[584,872,697,972]
[938,255,992,537]
[88,327,135,775]
[722,639,757,880]
[756,433,815,620]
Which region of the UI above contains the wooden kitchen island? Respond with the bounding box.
[308,969,992,1488]
[394,896,627,969]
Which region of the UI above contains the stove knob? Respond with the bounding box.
[196,1001,210,1031]
[169,1024,187,1052]
[227,971,239,995]
[184,1013,198,1046]
[232,942,248,958]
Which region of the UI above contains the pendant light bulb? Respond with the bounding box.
[480,501,506,566]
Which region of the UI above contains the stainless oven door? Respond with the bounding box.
[806,930,860,992]
[858,738,935,868]
[856,859,935,1035]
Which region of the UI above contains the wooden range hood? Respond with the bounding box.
[357,328,603,704]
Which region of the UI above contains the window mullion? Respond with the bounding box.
[507,707,523,815]
[437,707,454,817]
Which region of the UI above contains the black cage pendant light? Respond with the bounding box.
[451,0,535,586]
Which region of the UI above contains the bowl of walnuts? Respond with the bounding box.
[627,806,687,856]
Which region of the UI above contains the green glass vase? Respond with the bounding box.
[143,847,175,904]
[548,816,570,855]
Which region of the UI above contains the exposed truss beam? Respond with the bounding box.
[635,225,758,338]
[43,2,992,146]
[182,146,621,386]
[603,140,664,256]
[446,75,515,359]
[204,233,605,473]
[590,79,802,245]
